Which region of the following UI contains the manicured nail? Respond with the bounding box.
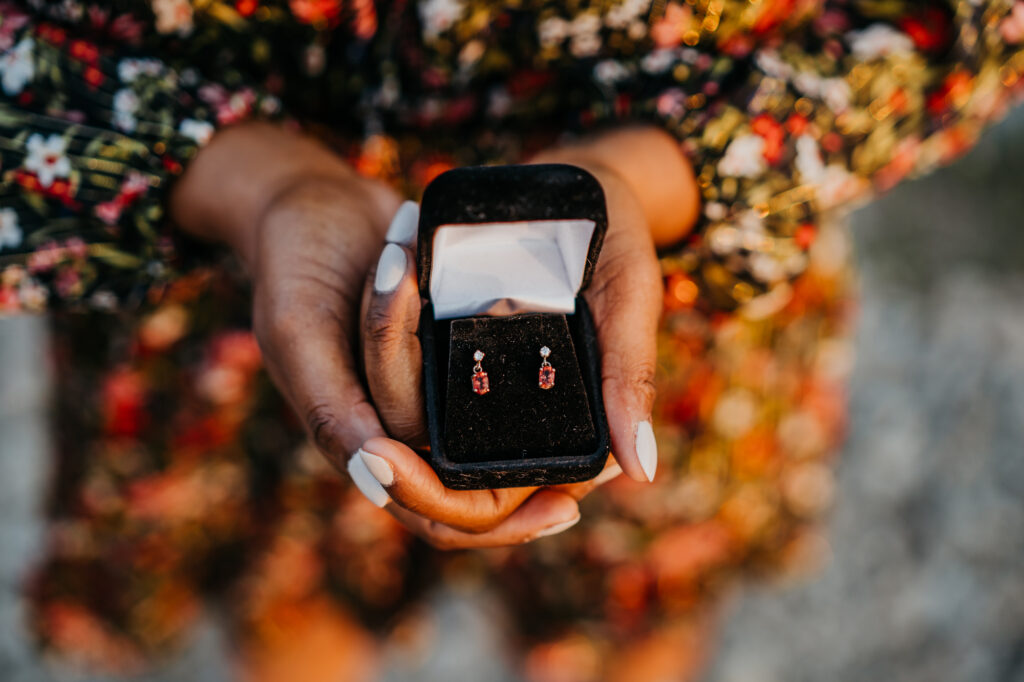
[635,420,658,482]
[385,200,419,245]
[347,449,390,507]
[593,462,623,486]
[358,448,394,486]
[535,514,581,538]
[374,243,407,294]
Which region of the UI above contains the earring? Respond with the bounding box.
[472,350,490,395]
[538,346,555,390]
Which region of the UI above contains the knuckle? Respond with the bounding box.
[305,403,343,454]
[364,306,401,350]
[603,350,658,406]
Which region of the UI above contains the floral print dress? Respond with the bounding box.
[1,0,1022,676]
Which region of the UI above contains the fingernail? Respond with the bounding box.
[593,462,623,486]
[385,200,419,245]
[536,514,581,538]
[347,449,390,507]
[635,420,658,482]
[358,448,394,486]
[374,243,407,294]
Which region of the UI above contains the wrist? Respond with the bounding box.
[529,126,699,246]
[169,122,355,261]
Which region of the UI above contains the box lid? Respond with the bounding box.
[417,164,607,320]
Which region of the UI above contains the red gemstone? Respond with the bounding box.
[472,370,490,395]
[539,366,556,390]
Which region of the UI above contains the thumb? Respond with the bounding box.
[586,169,663,482]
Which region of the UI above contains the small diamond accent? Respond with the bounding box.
[540,346,551,358]
[473,350,485,362]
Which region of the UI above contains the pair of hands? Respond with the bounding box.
[171,122,699,548]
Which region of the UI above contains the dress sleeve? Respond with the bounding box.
[0,4,279,314]
[572,0,1024,310]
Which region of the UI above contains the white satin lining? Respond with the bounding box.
[429,219,596,320]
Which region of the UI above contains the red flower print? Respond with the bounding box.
[103,368,149,438]
[900,7,950,52]
[35,23,67,46]
[289,0,343,27]
[236,0,259,17]
[95,172,150,225]
[68,40,99,64]
[751,113,785,164]
[82,66,104,89]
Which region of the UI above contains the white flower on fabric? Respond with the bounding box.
[717,134,767,178]
[749,252,785,283]
[419,0,464,40]
[569,13,602,57]
[118,58,164,83]
[179,118,215,145]
[713,388,758,439]
[754,49,793,80]
[794,135,865,209]
[606,0,649,29]
[820,77,852,113]
[538,16,569,47]
[736,209,770,252]
[847,24,914,59]
[641,48,678,74]
[24,134,71,188]
[0,37,34,96]
[19,280,47,311]
[152,0,194,35]
[708,225,740,255]
[794,72,851,113]
[795,134,826,182]
[704,201,727,221]
[594,60,629,85]
[0,209,22,249]
[112,88,139,132]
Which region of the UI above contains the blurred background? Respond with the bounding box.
[1,106,1023,681]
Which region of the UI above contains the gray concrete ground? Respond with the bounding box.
[2,108,1024,681]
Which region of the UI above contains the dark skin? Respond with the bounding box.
[170,122,699,548]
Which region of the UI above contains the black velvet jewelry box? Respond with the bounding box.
[416,164,611,490]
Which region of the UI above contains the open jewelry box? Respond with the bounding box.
[417,164,611,489]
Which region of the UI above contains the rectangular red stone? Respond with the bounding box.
[539,366,555,390]
[472,370,490,395]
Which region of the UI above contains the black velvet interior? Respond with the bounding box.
[443,314,595,463]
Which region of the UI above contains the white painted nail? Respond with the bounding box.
[347,449,390,507]
[358,449,394,486]
[635,420,658,482]
[535,514,581,538]
[593,462,623,486]
[374,243,407,294]
[385,200,419,245]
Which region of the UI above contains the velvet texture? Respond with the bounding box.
[444,314,595,463]
[417,164,610,489]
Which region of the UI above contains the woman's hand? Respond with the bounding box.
[169,122,591,548]
[358,126,700,543]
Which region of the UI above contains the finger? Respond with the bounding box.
[384,200,420,245]
[387,489,581,550]
[257,295,385,469]
[349,437,539,533]
[585,174,663,482]
[553,459,624,501]
[252,185,392,467]
[360,242,427,445]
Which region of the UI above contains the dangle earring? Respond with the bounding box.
[538,346,555,390]
[472,350,490,395]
